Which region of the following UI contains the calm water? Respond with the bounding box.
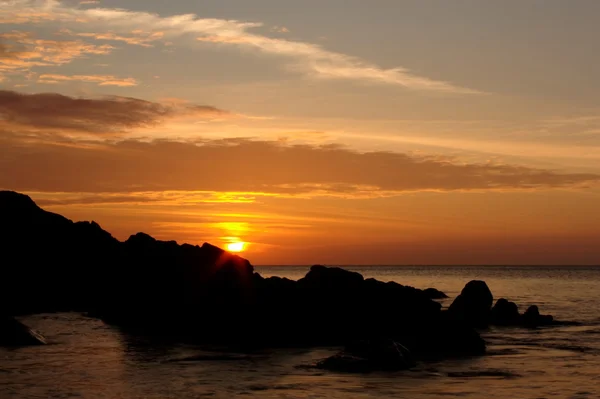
[2,266,600,398]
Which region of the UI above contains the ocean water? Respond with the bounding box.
[2,266,600,399]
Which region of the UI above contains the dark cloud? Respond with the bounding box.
[35,194,160,206]
[0,90,229,134]
[1,134,598,196]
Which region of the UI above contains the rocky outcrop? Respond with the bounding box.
[0,191,482,359]
[0,191,254,323]
[447,280,558,329]
[249,266,484,357]
[0,316,46,347]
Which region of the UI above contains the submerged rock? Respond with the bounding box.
[0,316,46,347]
[317,339,414,373]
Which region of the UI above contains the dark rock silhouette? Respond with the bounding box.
[249,266,481,356]
[4,190,568,360]
[0,190,485,358]
[424,287,449,299]
[0,316,46,346]
[446,282,558,329]
[317,339,414,373]
[491,298,521,325]
[522,305,554,327]
[0,191,253,326]
[447,280,494,328]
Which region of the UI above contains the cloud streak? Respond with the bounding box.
[37,73,137,86]
[0,30,114,72]
[0,0,480,94]
[0,88,595,196]
[60,28,165,48]
[1,135,597,196]
[0,90,230,134]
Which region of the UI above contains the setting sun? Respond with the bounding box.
[226,242,246,253]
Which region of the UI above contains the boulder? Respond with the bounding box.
[491,298,520,325]
[521,305,554,327]
[447,280,493,328]
[0,316,46,347]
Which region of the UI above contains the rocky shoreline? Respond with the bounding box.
[0,191,567,372]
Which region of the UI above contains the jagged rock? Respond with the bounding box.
[491,298,520,325]
[0,316,46,347]
[447,280,494,328]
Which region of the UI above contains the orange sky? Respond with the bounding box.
[1,1,599,264]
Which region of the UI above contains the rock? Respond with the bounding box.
[0,191,121,315]
[401,316,487,357]
[346,339,414,366]
[0,190,486,360]
[521,305,554,327]
[250,266,446,348]
[447,280,494,328]
[491,298,520,325]
[317,339,414,373]
[0,316,46,347]
[0,190,254,323]
[424,288,448,299]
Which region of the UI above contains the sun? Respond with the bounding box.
[226,242,246,253]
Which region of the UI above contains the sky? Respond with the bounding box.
[1,0,599,265]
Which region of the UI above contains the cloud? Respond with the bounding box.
[0,0,480,94]
[0,90,230,134]
[29,190,273,206]
[1,133,597,196]
[0,30,114,79]
[37,73,137,86]
[271,26,290,34]
[60,28,164,47]
[35,193,157,206]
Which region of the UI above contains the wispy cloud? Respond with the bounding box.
[0,0,481,94]
[271,26,290,34]
[38,73,137,86]
[0,30,113,74]
[59,28,164,47]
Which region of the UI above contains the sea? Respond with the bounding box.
[2,266,600,399]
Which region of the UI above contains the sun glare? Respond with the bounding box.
[226,242,246,253]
